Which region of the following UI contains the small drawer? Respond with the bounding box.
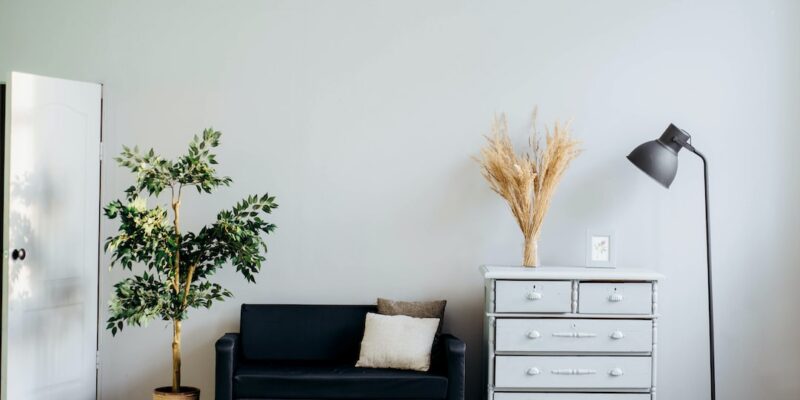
[579,283,652,315]
[496,318,653,353]
[495,281,572,313]
[495,393,651,400]
[494,356,652,389]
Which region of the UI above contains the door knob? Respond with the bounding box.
[11,248,26,261]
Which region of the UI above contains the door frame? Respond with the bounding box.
[1,81,8,400]
[95,84,104,400]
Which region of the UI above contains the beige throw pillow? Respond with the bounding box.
[355,313,440,372]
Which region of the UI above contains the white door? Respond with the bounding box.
[2,72,101,400]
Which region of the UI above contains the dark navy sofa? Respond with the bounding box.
[215,304,466,400]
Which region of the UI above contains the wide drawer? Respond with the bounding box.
[579,283,652,315]
[496,319,653,353]
[494,356,652,389]
[496,281,572,313]
[495,393,650,400]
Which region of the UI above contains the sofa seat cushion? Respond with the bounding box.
[233,361,448,399]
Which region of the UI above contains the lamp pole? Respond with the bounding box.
[674,138,715,400]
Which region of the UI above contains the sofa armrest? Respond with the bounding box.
[440,334,466,400]
[215,332,240,400]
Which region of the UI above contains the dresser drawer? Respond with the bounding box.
[496,319,652,353]
[494,356,651,389]
[495,393,650,400]
[495,281,572,313]
[579,283,652,315]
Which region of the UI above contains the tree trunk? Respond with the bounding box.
[172,320,181,392]
[171,194,183,392]
[523,235,539,267]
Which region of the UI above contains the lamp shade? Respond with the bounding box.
[627,123,689,188]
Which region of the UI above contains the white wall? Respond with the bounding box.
[2,0,799,399]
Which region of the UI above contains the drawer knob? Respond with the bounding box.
[608,293,624,302]
[526,367,541,376]
[527,292,543,301]
[609,368,624,377]
[527,330,541,339]
[610,331,625,340]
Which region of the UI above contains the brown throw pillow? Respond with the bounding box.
[377,298,447,335]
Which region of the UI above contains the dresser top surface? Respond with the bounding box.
[481,265,663,281]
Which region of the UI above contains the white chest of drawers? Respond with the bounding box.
[481,266,663,400]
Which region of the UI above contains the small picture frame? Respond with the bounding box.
[586,230,615,268]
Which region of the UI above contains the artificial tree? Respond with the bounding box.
[104,129,277,396]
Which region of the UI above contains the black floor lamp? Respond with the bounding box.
[627,123,716,400]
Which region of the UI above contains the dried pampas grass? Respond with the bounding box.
[478,110,581,267]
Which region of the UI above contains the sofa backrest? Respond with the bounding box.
[240,304,376,362]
